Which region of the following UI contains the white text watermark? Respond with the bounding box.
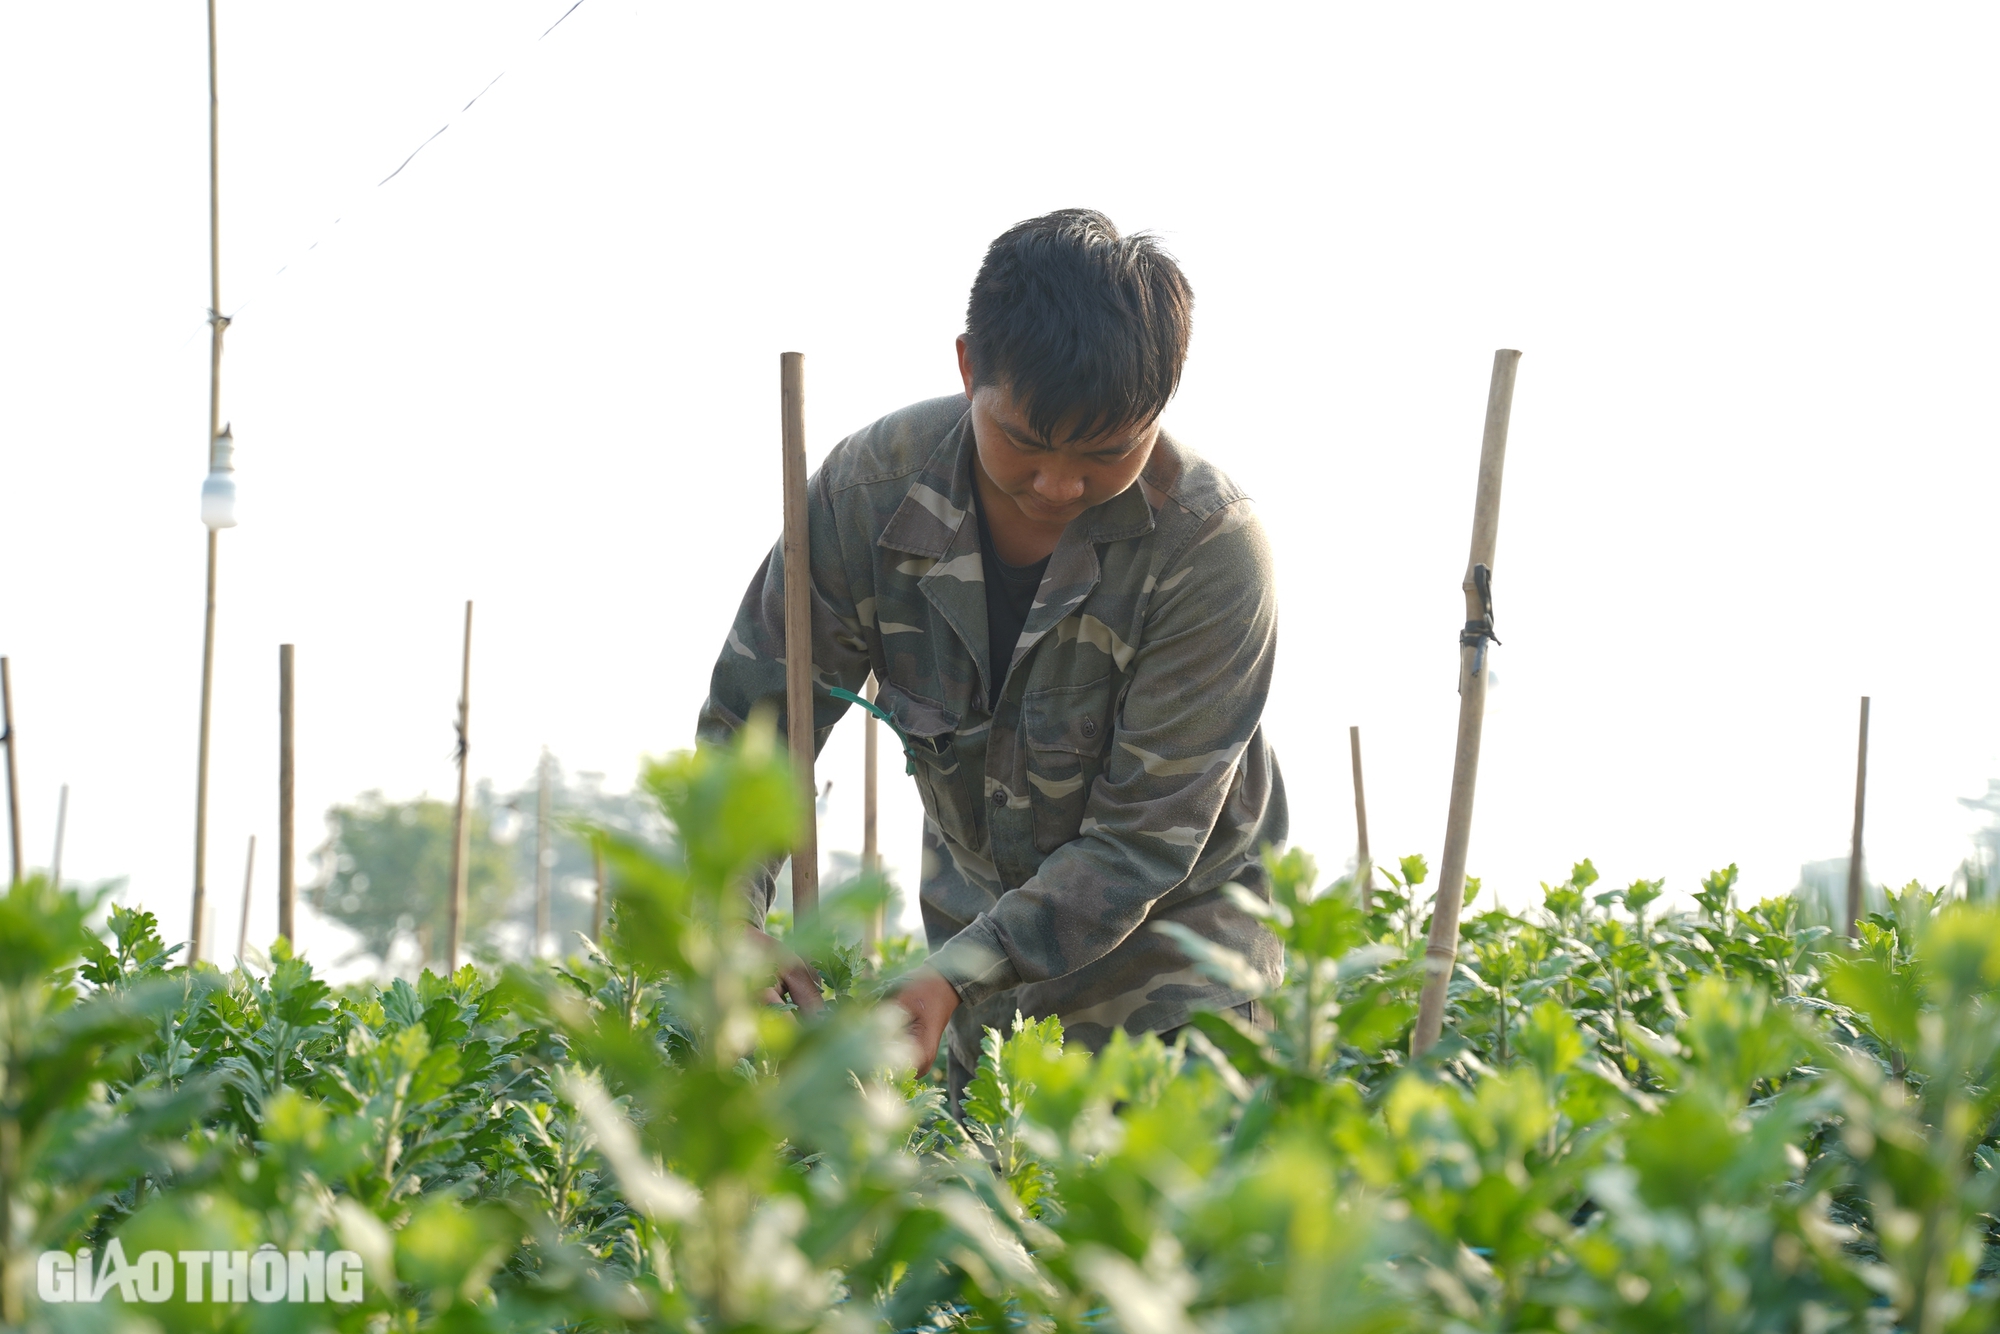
[36,1241,364,1304]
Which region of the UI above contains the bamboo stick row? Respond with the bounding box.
[141,0,1881,1039]
[151,0,1892,1012]
[4,314,1879,1061]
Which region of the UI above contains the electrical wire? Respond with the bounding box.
[195,0,593,337]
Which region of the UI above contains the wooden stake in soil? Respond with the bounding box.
[1,658,19,886]
[236,834,256,963]
[192,0,232,964]
[535,750,552,958]
[592,841,607,945]
[278,644,295,946]
[1350,725,1372,907]
[863,674,881,946]
[1412,349,1522,1058]
[1846,696,1871,937]
[446,601,474,970]
[50,784,69,890]
[193,530,218,963]
[780,352,819,922]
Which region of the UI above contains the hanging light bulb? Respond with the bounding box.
[201,424,237,529]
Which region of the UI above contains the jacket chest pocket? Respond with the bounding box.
[875,680,977,844]
[1020,676,1114,853]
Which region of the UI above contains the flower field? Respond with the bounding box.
[5,720,1999,1332]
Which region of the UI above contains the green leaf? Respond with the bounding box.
[1517,999,1584,1080]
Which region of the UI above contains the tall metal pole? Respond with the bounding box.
[278,644,295,945]
[1412,349,1522,1057]
[1,658,20,886]
[191,0,230,962]
[535,750,551,958]
[1846,696,1871,937]
[446,601,474,970]
[780,352,819,922]
[1349,725,1371,908]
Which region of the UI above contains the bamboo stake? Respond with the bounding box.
[592,841,606,944]
[781,352,819,922]
[236,834,256,963]
[446,601,473,970]
[278,644,295,946]
[1350,725,1371,907]
[1412,349,1522,1057]
[1,658,18,886]
[1846,696,1870,937]
[863,674,881,946]
[193,532,218,962]
[192,0,230,963]
[535,750,551,958]
[50,784,68,890]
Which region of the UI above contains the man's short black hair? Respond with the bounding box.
[964,209,1194,446]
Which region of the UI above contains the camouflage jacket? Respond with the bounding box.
[699,395,1286,1068]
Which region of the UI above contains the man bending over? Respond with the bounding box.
[698,208,1286,1102]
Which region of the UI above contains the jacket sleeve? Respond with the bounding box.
[927,501,1279,1006]
[697,466,875,925]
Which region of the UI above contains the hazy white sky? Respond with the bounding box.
[4,3,1998,961]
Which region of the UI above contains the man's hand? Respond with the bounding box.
[892,965,961,1071]
[744,924,825,1017]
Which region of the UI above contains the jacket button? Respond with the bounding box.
[991,788,1007,808]
[1081,718,1097,739]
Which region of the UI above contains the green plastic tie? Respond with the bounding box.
[828,686,919,775]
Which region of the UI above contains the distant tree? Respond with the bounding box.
[310,755,895,970]
[1959,779,2000,902]
[483,760,668,957]
[311,792,514,968]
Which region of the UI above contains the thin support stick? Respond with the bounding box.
[50,784,68,890]
[193,530,218,961]
[1846,696,1871,937]
[207,0,223,361]
[592,841,606,945]
[1350,725,1371,907]
[1,658,19,886]
[193,0,228,964]
[863,674,881,946]
[279,644,295,946]
[236,834,256,964]
[446,601,474,970]
[780,351,819,922]
[535,750,551,958]
[1412,349,1522,1057]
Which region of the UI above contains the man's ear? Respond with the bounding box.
[955,335,975,400]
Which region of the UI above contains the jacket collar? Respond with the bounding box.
[876,414,973,559]
[877,408,1174,704]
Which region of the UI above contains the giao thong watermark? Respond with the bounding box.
[36,1240,365,1305]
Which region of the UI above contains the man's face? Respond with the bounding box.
[956,336,1160,530]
